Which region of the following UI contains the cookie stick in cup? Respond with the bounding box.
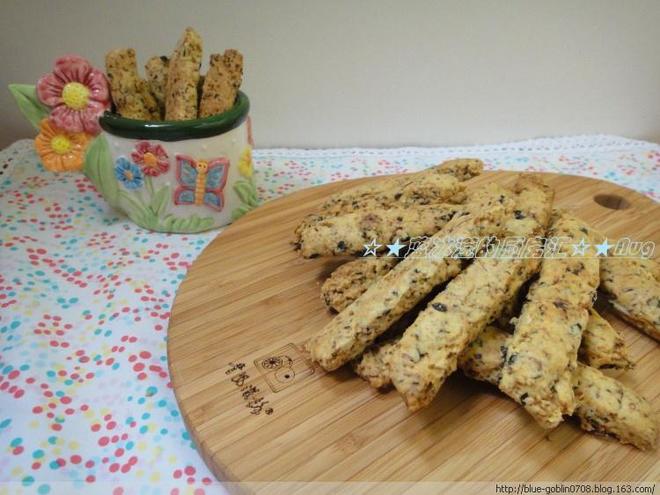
[199,50,243,118]
[459,326,658,451]
[165,27,203,121]
[145,56,169,117]
[222,49,244,90]
[308,183,514,371]
[137,79,160,120]
[105,48,156,120]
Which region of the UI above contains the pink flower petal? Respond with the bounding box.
[36,73,65,107]
[135,141,151,154]
[85,69,110,103]
[53,54,91,84]
[82,117,101,136]
[86,99,106,114]
[50,105,84,133]
[54,54,89,68]
[153,144,168,160]
[81,105,104,135]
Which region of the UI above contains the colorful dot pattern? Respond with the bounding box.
[0,136,658,493]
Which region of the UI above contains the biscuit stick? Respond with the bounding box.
[351,297,432,389]
[137,79,160,120]
[222,49,244,88]
[325,172,555,308]
[321,258,399,312]
[352,175,551,388]
[318,159,483,215]
[644,256,660,281]
[389,176,554,411]
[105,48,157,120]
[199,49,243,117]
[459,326,658,451]
[165,27,203,120]
[353,308,633,389]
[308,183,514,371]
[600,256,660,341]
[353,338,399,389]
[499,212,600,429]
[574,364,657,450]
[296,204,462,258]
[145,55,169,117]
[336,268,632,371]
[436,158,484,181]
[579,308,633,369]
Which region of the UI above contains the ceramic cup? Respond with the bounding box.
[83,91,256,233]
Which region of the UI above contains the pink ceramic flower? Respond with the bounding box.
[131,141,169,176]
[37,54,110,135]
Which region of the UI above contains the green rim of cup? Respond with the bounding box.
[99,91,249,141]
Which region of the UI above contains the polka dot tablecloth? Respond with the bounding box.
[0,135,658,494]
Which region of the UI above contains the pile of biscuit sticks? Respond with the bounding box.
[295,160,658,450]
[105,27,243,121]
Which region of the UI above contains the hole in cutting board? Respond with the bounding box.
[593,194,631,210]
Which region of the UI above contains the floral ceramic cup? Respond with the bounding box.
[84,91,257,233]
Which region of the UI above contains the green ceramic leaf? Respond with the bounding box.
[140,208,159,231]
[119,190,143,212]
[125,208,146,228]
[238,177,260,209]
[233,179,253,204]
[162,214,214,233]
[231,205,252,221]
[163,216,180,231]
[8,84,50,131]
[84,135,120,208]
[119,190,150,226]
[148,216,161,231]
[119,191,166,232]
[150,185,170,217]
[247,187,259,207]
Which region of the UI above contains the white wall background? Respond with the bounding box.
[1,0,659,149]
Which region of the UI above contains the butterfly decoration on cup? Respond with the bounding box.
[173,154,229,211]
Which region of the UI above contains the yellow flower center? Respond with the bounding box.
[124,170,134,181]
[51,135,72,155]
[143,152,158,168]
[61,82,90,110]
[239,148,253,178]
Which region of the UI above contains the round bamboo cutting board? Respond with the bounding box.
[168,172,659,491]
